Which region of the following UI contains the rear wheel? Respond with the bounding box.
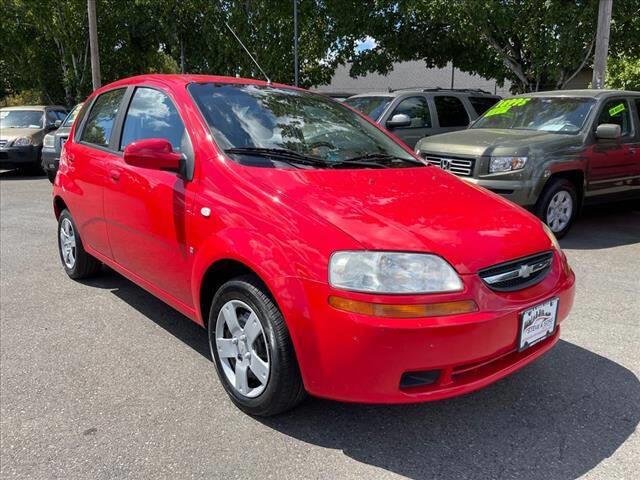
[46,170,56,183]
[208,275,305,416]
[57,209,102,279]
[535,178,578,238]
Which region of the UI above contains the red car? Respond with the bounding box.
[53,75,575,416]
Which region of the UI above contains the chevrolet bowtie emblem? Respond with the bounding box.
[518,264,534,278]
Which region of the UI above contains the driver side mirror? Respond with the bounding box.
[48,120,62,130]
[123,138,183,173]
[595,123,621,140]
[386,113,412,129]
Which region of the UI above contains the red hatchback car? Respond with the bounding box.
[53,75,575,416]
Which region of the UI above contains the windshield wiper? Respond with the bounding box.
[342,153,425,167]
[224,147,330,168]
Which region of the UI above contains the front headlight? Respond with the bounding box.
[13,136,32,146]
[542,223,562,251]
[43,133,55,149]
[489,156,527,173]
[329,251,463,294]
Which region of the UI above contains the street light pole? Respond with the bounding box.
[592,0,613,89]
[293,0,299,87]
[87,0,101,90]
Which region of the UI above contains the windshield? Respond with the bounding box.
[472,97,595,134]
[62,104,83,128]
[0,110,44,129]
[343,96,393,120]
[189,84,419,169]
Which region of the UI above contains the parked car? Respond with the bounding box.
[343,88,501,149]
[53,75,574,416]
[0,105,68,174]
[415,89,640,237]
[42,103,83,183]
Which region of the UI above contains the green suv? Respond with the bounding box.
[415,90,640,237]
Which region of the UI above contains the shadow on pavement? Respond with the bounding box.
[83,270,639,480]
[560,199,640,250]
[81,268,211,360]
[0,169,45,181]
[262,341,639,480]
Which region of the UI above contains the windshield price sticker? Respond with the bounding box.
[608,103,625,116]
[484,98,531,117]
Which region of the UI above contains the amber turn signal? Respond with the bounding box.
[328,296,478,318]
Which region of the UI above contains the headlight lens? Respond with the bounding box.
[329,251,463,294]
[542,223,562,251]
[489,156,527,173]
[43,133,55,148]
[13,136,32,146]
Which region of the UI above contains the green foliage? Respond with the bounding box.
[606,56,640,91]
[1,0,350,105]
[342,0,640,93]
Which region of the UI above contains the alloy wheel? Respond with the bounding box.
[59,217,77,268]
[215,300,270,398]
[546,190,573,233]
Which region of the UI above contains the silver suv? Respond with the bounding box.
[344,88,501,149]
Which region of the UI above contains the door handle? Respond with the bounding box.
[109,169,121,182]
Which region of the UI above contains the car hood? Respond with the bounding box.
[240,166,552,274]
[0,127,41,142]
[416,128,581,157]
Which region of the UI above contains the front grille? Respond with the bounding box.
[478,251,554,292]
[420,153,475,176]
[0,140,7,148]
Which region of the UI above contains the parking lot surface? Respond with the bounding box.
[1,172,639,480]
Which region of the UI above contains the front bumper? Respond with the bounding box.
[463,177,542,208]
[0,145,40,168]
[41,148,59,173]
[290,254,575,404]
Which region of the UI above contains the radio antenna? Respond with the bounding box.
[217,1,271,84]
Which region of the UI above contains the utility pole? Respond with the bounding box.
[450,62,455,89]
[293,0,299,87]
[592,0,613,89]
[87,0,101,90]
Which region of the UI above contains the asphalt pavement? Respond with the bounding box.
[1,171,639,479]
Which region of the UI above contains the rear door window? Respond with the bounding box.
[434,96,470,127]
[469,96,500,116]
[390,96,431,128]
[597,99,632,137]
[120,87,185,151]
[81,89,126,148]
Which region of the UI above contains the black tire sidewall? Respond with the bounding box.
[536,179,577,238]
[208,279,289,414]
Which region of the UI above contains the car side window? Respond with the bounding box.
[635,99,640,127]
[46,111,60,126]
[81,89,126,147]
[390,96,431,128]
[597,99,632,137]
[469,96,500,116]
[120,87,185,151]
[434,96,470,128]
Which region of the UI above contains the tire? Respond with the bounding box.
[535,178,578,239]
[57,209,102,279]
[46,170,56,184]
[208,274,305,416]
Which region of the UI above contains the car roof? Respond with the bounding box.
[514,89,640,99]
[0,105,67,111]
[95,74,299,93]
[347,88,499,99]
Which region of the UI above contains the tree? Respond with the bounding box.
[341,0,640,93]
[606,55,640,90]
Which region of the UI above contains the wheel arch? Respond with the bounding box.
[541,170,585,209]
[53,195,68,220]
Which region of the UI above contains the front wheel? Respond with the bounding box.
[535,178,578,239]
[208,275,305,416]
